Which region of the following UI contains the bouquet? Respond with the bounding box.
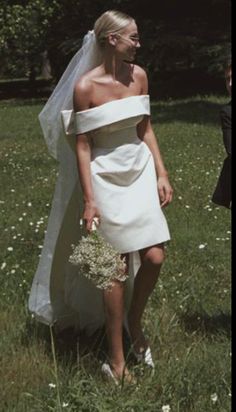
[69,222,128,291]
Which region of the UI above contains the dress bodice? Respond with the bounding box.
[61,95,150,137]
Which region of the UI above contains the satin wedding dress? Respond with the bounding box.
[29,94,170,335]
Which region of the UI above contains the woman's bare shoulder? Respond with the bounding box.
[75,66,102,89]
[131,64,147,78]
[74,67,101,110]
[132,64,148,93]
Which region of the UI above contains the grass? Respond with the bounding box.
[0,95,231,411]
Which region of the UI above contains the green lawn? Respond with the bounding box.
[0,96,231,411]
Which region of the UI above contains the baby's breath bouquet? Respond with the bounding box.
[69,221,127,291]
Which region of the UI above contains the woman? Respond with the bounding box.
[29,10,173,382]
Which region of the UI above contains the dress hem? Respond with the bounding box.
[118,235,171,254]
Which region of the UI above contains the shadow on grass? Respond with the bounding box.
[179,310,231,338]
[22,318,133,368]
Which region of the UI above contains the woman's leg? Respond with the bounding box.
[103,280,126,376]
[128,243,165,352]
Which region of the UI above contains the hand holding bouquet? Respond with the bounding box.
[69,221,128,291]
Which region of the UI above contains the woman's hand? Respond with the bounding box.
[157,176,173,208]
[83,201,100,232]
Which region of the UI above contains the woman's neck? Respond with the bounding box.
[101,51,126,81]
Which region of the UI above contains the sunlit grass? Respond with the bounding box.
[0,96,231,411]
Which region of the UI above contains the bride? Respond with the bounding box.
[29,10,173,383]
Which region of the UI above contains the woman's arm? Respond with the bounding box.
[73,80,100,231]
[137,67,173,207]
[137,117,173,207]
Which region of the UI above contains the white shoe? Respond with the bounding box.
[101,363,119,385]
[133,346,155,368]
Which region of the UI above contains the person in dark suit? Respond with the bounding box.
[212,61,231,209]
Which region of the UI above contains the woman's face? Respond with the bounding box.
[114,20,141,61]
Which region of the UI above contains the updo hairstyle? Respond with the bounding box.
[94,10,134,48]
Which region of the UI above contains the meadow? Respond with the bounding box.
[0,95,231,411]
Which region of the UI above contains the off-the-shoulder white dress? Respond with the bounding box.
[29,95,170,334]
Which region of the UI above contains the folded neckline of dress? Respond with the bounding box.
[75,94,150,115]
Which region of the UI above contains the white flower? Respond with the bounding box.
[162,405,171,412]
[1,262,6,270]
[48,383,56,388]
[7,247,13,252]
[211,393,218,403]
[62,402,69,407]
[27,202,32,207]
[198,244,206,249]
[185,205,190,209]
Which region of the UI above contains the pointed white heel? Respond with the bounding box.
[133,346,155,368]
[101,362,137,384]
[101,363,119,385]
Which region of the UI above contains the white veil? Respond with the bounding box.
[39,30,103,161]
[28,30,104,329]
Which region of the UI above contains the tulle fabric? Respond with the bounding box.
[28,30,103,330]
[38,30,102,160]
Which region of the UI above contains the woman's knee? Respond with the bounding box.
[140,245,165,267]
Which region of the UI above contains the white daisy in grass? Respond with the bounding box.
[162,405,171,412]
[210,393,218,404]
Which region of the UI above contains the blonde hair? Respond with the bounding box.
[94,10,134,48]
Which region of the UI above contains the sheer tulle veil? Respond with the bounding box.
[39,30,102,160]
[28,30,104,330]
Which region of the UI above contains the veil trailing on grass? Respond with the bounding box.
[28,30,105,331]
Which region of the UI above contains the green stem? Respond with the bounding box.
[50,325,62,412]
